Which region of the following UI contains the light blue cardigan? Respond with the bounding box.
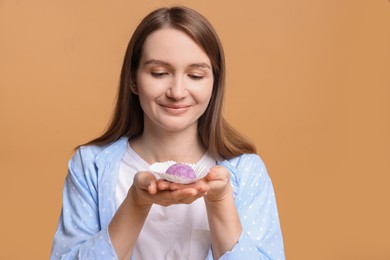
[51,137,285,259]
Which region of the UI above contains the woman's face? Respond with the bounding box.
[135,28,214,134]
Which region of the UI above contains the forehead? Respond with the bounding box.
[141,28,211,66]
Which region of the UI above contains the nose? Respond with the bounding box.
[167,75,187,100]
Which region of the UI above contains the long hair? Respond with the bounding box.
[82,6,256,159]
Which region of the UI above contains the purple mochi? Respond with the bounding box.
[166,163,196,179]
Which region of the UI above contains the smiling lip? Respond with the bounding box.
[161,104,191,114]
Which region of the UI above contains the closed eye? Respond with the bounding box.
[151,72,169,78]
[188,74,204,80]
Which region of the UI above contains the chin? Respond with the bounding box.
[158,120,197,133]
[161,125,193,133]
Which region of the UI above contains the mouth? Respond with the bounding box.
[162,104,191,109]
[160,104,191,114]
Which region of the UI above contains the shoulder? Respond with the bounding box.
[69,143,106,170]
[219,153,270,188]
[69,137,128,173]
[221,153,267,174]
[65,137,128,194]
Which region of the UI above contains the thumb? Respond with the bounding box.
[135,172,158,194]
[206,166,229,181]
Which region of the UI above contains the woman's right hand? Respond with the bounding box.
[129,171,208,207]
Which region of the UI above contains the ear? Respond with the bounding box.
[130,82,138,95]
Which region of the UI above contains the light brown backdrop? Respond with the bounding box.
[1,0,389,259]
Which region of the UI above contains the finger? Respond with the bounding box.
[156,188,207,206]
[176,190,207,204]
[169,181,209,193]
[169,182,194,190]
[171,188,198,203]
[147,181,158,195]
[157,179,171,190]
[172,187,209,201]
[206,166,229,181]
[135,172,158,194]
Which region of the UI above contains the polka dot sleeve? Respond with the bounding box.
[50,148,118,260]
[207,154,285,260]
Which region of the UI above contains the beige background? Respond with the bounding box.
[1,0,389,259]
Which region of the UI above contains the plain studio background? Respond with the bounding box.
[0,1,389,259]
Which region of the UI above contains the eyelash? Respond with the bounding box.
[150,72,204,81]
[188,74,204,80]
[151,72,168,78]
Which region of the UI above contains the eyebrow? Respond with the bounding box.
[143,59,211,69]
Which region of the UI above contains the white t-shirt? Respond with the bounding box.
[116,144,216,259]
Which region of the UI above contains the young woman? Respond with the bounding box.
[51,6,285,260]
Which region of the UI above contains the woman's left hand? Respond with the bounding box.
[167,166,231,203]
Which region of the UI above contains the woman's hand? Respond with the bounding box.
[168,166,239,259]
[168,166,232,203]
[203,166,232,203]
[130,171,208,207]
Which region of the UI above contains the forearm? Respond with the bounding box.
[205,186,242,259]
[108,187,152,260]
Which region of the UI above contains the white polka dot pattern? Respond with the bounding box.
[205,154,285,259]
[50,137,285,259]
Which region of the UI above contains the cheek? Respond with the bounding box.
[197,80,214,105]
[136,86,155,113]
[137,78,163,101]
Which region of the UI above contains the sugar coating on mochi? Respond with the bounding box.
[166,163,196,179]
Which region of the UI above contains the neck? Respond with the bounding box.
[130,125,206,164]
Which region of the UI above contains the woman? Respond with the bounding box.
[51,6,285,260]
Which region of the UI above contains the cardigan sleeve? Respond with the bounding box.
[207,154,285,260]
[50,148,118,260]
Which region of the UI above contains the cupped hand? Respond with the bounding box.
[129,171,208,207]
[168,166,232,203]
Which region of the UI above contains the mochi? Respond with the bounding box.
[166,163,196,179]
